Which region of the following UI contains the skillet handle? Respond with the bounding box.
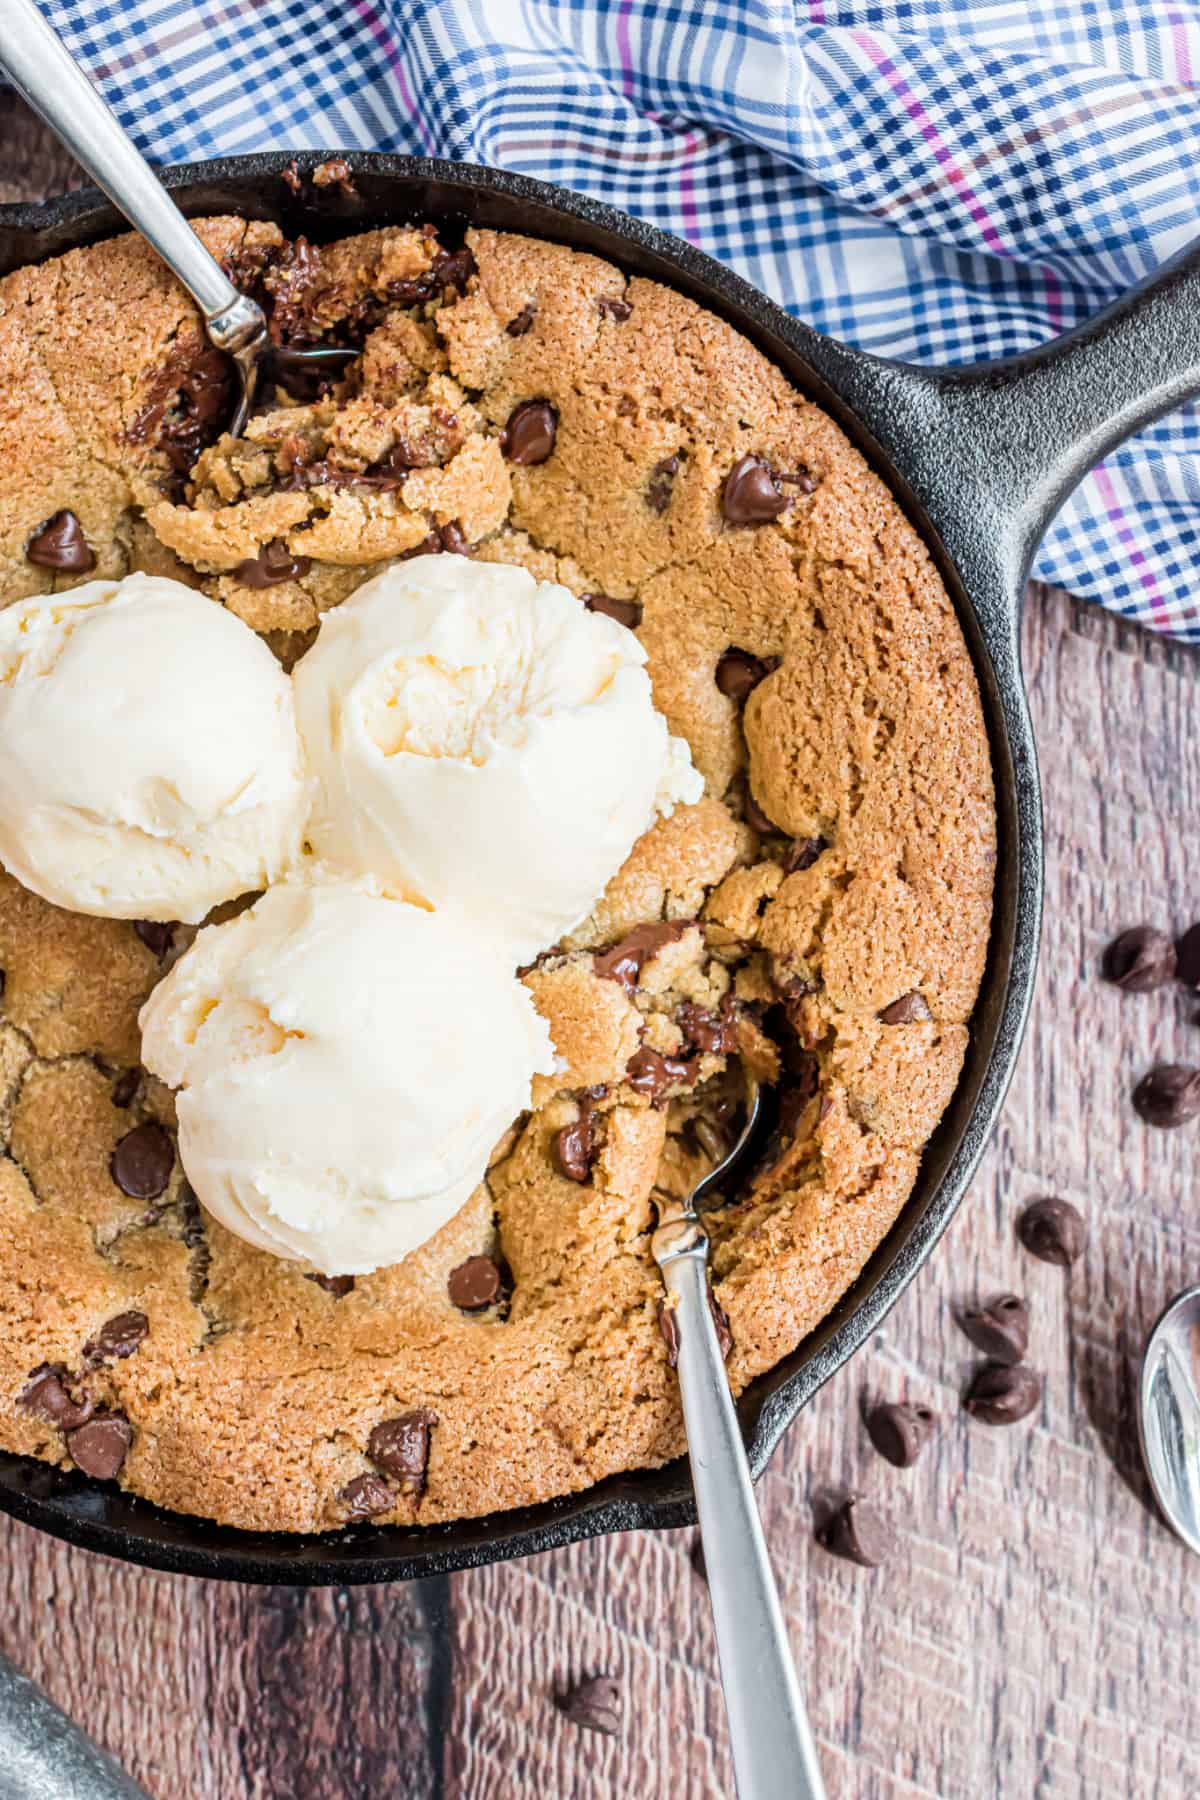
[798,237,1200,610]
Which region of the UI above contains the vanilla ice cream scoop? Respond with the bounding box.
[0,574,307,922]
[292,558,703,962]
[140,877,556,1275]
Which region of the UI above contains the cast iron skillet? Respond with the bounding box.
[0,154,1197,1585]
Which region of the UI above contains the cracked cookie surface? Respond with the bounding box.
[0,218,994,1531]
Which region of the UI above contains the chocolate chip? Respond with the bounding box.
[447,1255,502,1311]
[708,1285,733,1360]
[677,996,739,1056]
[367,1409,438,1495]
[743,787,780,836]
[818,1495,893,1566]
[582,592,642,630]
[306,1273,355,1297]
[110,1068,140,1109]
[782,837,825,876]
[779,466,817,495]
[26,510,96,573]
[866,1400,935,1468]
[18,1364,94,1430]
[505,303,536,336]
[339,1472,393,1520]
[234,538,312,588]
[555,1673,621,1737]
[1133,1063,1200,1128]
[721,456,789,525]
[66,1413,132,1480]
[1102,925,1176,991]
[597,296,632,321]
[555,1097,597,1183]
[1016,1197,1086,1267]
[625,1046,700,1107]
[1175,923,1200,990]
[83,1311,149,1364]
[657,1299,680,1368]
[964,1363,1041,1426]
[399,531,443,561]
[646,453,681,514]
[593,920,691,995]
[500,400,558,464]
[127,343,232,479]
[957,1294,1028,1365]
[715,648,777,703]
[438,520,469,555]
[134,919,174,957]
[878,991,932,1025]
[110,1121,175,1200]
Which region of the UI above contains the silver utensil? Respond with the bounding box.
[1138,1283,1200,1557]
[0,1653,149,1799]
[652,1076,826,1800]
[0,0,357,435]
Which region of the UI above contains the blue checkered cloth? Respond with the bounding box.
[39,0,1200,636]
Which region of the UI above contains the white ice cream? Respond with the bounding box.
[0,574,307,922]
[139,876,556,1275]
[292,557,702,962]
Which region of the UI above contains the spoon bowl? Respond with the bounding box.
[1138,1285,1200,1557]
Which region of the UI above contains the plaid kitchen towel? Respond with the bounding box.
[36,0,1200,637]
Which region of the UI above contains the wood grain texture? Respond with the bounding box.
[0,102,1197,1800]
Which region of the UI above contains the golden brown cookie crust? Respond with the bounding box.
[0,220,994,1531]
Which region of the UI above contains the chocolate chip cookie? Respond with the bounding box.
[0,217,993,1530]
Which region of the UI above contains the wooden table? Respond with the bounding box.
[2,98,1198,1800]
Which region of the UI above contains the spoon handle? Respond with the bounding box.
[0,0,263,351]
[656,1217,826,1800]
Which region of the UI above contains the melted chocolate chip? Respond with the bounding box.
[438,520,470,555]
[128,343,232,479]
[500,400,558,464]
[714,648,777,703]
[110,1122,175,1200]
[234,538,312,588]
[1133,1063,1200,1128]
[1017,1197,1086,1267]
[339,1472,393,1520]
[1102,925,1176,991]
[447,1255,502,1311]
[399,531,444,561]
[1176,923,1200,990]
[657,1299,680,1368]
[110,1069,140,1109]
[592,920,692,995]
[743,787,780,836]
[582,592,642,630]
[26,511,96,573]
[66,1413,132,1480]
[306,1273,356,1297]
[18,1364,94,1430]
[555,1096,598,1183]
[625,1046,700,1107]
[597,296,632,321]
[555,1674,621,1737]
[646,454,681,514]
[134,920,174,957]
[721,456,789,525]
[878,991,932,1025]
[957,1294,1028,1365]
[866,1400,936,1468]
[708,1285,733,1360]
[367,1409,438,1495]
[83,1311,149,1364]
[781,836,826,875]
[818,1495,893,1566]
[964,1363,1041,1426]
[677,996,739,1056]
[505,303,536,337]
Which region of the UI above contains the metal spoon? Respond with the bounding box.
[1138,1284,1200,1557]
[652,1074,826,1800]
[0,0,358,436]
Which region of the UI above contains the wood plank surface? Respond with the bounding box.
[1,101,1198,1800]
